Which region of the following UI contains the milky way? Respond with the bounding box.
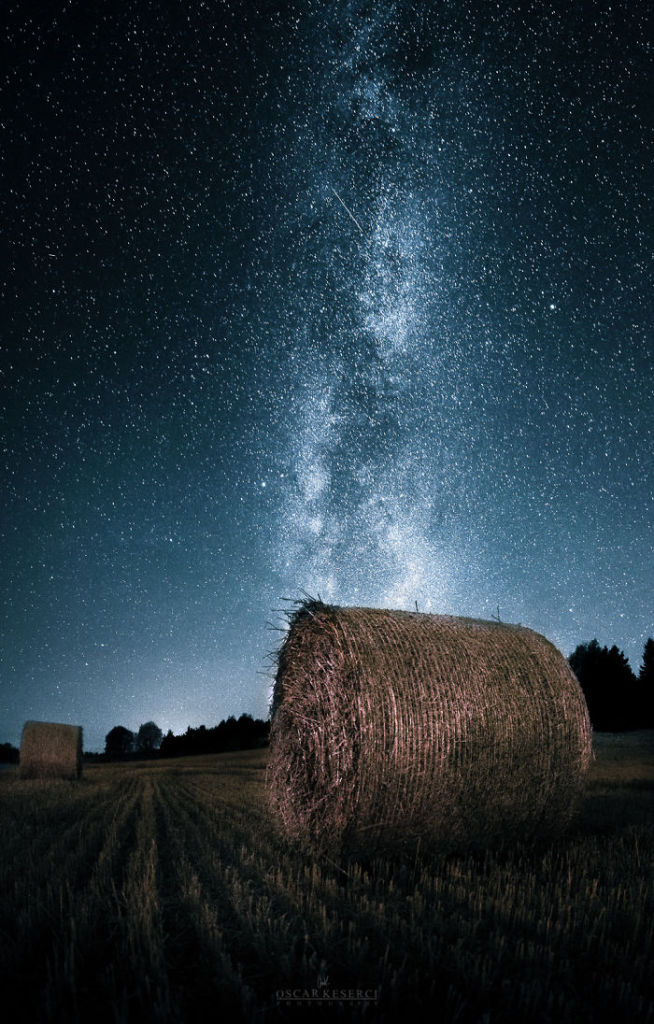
[2,1,652,750]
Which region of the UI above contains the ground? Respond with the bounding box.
[0,733,652,1022]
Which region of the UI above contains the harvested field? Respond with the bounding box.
[0,736,652,1022]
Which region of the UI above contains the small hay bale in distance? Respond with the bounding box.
[268,602,592,853]
[19,721,83,780]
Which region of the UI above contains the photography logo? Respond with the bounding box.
[276,972,380,1006]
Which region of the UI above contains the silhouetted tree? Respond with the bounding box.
[569,640,639,730]
[0,742,19,764]
[136,721,162,753]
[639,637,654,727]
[160,729,175,758]
[153,716,269,758]
[105,725,135,759]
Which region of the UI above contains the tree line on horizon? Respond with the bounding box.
[0,637,652,764]
[99,713,270,761]
[94,638,654,750]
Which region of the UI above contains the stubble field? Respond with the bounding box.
[1,732,652,1023]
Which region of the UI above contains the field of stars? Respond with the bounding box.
[2,0,652,751]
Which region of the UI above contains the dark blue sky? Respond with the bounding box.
[2,0,652,751]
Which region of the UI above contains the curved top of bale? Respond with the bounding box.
[19,721,83,780]
[268,601,592,854]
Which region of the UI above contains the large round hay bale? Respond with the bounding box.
[268,602,592,853]
[19,721,83,780]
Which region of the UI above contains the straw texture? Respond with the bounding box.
[19,721,83,780]
[268,602,592,853]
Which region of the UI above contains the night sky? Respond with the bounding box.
[2,1,652,752]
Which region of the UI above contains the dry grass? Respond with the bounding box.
[19,721,83,780]
[0,738,652,1023]
[268,601,592,853]
[591,731,654,782]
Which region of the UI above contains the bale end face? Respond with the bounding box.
[19,721,83,780]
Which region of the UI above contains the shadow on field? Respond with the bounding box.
[574,778,654,836]
[571,729,654,836]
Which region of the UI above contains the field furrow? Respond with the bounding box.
[1,737,652,1023]
[152,772,259,1021]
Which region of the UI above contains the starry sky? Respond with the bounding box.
[2,0,652,752]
